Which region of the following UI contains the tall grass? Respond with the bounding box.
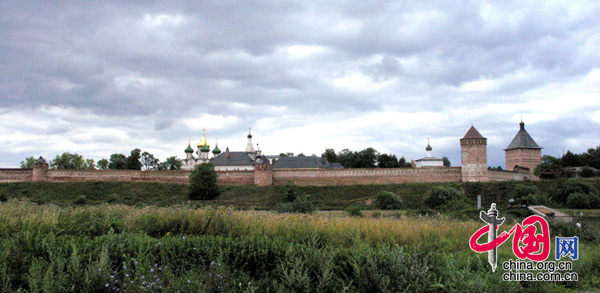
[0,200,598,292]
[0,200,480,251]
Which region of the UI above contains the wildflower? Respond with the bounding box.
[182,236,186,240]
[110,275,115,279]
[150,268,155,273]
[166,232,171,236]
[105,283,109,287]
[187,280,191,283]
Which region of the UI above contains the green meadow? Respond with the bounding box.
[0,180,599,292]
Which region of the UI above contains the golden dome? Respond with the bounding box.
[197,136,210,148]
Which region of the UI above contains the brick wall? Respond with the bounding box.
[0,169,33,183]
[488,169,527,181]
[272,167,462,186]
[217,170,255,185]
[46,170,191,184]
[1,166,525,186]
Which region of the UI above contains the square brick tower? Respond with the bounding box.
[460,126,489,182]
[504,121,542,179]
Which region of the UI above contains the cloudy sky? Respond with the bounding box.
[1,0,599,168]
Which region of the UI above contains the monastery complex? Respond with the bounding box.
[0,121,542,186]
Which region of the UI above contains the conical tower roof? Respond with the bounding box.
[505,121,541,150]
[461,126,486,140]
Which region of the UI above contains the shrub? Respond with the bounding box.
[513,184,539,199]
[424,187,463,208]
[278,194,315,214]
[346,206,363,217]
[74,195,88,205]
[579,167,596,178]
[512,184,541,205]
[522,193,541,206]
[371,211,381,218]
[558,181,600,203]
[567,192,590,209]
[283,181,301,202]
[107,193,119,203]
[374,191,403,210]
[189,163,220,200]
[588,194,600,209]
[0,194,7,202]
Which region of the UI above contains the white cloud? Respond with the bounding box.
[1,0,600,169]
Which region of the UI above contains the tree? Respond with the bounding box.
[398,156,412,168]
[97,158,109,170]
[141,151,159,170]
[108,154,127,169]
[562,151,581,167]
[189,163,220,200]
[337,149,355,168]
[20,156,36,169]
[534,155,562,178]
[158,156,182,170]
[50,152,86,169]
[378,153,400,168]
[443,156,451,167]
[322,148,338,163]
[84,159,96,169]
[355,148,378,168]
[126,148,142,170]
[277,181,315,214]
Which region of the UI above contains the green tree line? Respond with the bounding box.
[535,146,600,178]
[321,147,451,168]
[20,149,182,170]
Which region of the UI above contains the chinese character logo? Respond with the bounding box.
[556,236,578,260]
[470,203,551,271]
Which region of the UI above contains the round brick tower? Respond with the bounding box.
[460,126,489,182]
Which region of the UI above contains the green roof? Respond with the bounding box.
[184,144,194,153]
[212,145,221,154]
[201,145,210,152]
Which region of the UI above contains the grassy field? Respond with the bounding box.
[2,178,599,209]
[1,179,599,291]
[0,200,598,292]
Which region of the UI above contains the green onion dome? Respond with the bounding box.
[185,143,194,153]
[212,145,221,155]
